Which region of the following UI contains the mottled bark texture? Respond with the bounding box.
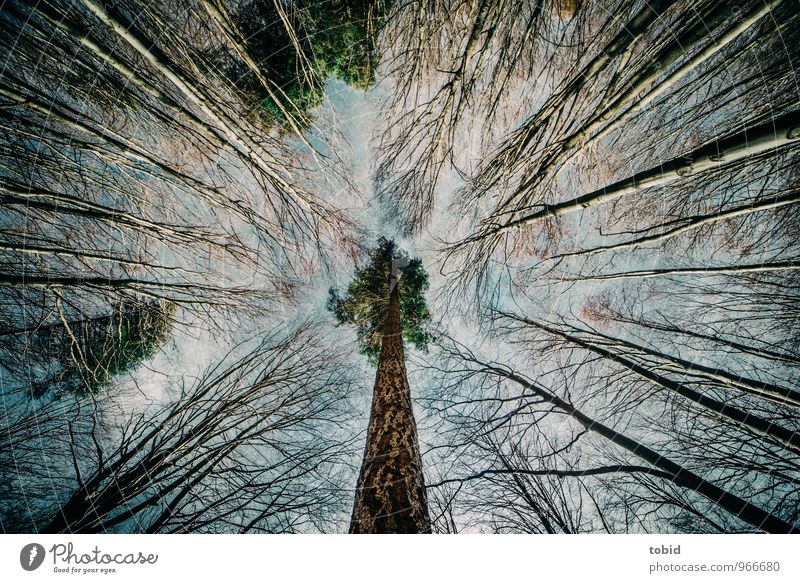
[350,279,431,533]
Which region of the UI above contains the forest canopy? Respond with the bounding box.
[213,0,389,127]
[0,0,798,535]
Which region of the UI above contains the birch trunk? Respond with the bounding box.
[499,109,800,233]
[552,187,800,260]
[76,0,314,212]
[576,261,799,281]
[472,0,784,224]
[559,320,800,408]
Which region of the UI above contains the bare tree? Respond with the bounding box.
[1,324,359,534]
[420,334,798,533]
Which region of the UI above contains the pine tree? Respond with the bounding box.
[328,237,432,533]
[23,300,175,397]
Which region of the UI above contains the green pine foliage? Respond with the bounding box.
[306,0,387,91]
[229,0,389,128]
[327,237,431,362]
[77,300,176,393]
[30,300,176,397]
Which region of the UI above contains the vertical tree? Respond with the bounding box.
[328,237,431,533]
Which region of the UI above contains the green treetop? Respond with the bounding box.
[28,299,175,397]
[217,0,390,129]
[327,237,431,362]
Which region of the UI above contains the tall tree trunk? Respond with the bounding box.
[350,280,431,533]
[468,108,800,242]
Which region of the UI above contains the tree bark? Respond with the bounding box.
[350,280,431,533]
